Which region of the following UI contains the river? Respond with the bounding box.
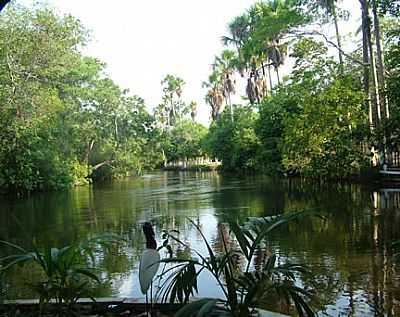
[0,171,399,316]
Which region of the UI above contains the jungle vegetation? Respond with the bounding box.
[0,0,399,194]
[205,0,400,177]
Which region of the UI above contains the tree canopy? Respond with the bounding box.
[0,5,164,193]
[1,0,400,193]
[204,0,400,178]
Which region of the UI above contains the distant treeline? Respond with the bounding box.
[1,1,399,194]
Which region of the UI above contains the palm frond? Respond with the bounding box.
[175,298,222,317]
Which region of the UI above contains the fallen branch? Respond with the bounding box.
[91,160,114,171]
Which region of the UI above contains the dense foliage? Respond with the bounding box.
[0,6,166,193]
[206,106,259,170]
[164,119,208,164]
[262,39,369,177]
[204,0,400,178]
[1,0,400,193]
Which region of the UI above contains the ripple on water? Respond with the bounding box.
[1,172,400,317]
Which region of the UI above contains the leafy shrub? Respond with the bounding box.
[0,234,123,312]
[157,212,317,317]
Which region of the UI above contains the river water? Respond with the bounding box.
[0,171,399,316]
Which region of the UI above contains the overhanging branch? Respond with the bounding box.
[291,30,365,66]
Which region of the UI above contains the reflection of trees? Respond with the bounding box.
[271,186,400,315]
[369,190,400,316]
[211,222,245,278]
[1,171,400,315]
[213,178,400,315]
[212,175,285,221]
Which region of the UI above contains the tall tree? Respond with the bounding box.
[214,50,237,121]
[155,74,186,129]
[189,101,197,121]
[0,5,162,192]
[371,0,389,119]
[317,0,344,67]
[223,0,306,103]
[360,0,382,132]
[203,70,225,121]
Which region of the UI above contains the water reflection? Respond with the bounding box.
[0,172,399,316]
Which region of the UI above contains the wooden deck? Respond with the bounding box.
[1,297,289,316]
[379,167,400,183]
[380,168,400,176]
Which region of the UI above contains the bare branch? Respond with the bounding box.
[91,160,114,171]
[291,30,365,66]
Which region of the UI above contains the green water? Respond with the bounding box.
[1,171,399,316]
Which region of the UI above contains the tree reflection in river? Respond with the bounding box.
[0,172,399,316]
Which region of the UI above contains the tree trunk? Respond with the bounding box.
[332,6,344,69]
[267,62,273,92]
[85,139,95,174]
[360,0,386,166]
[91,160,114,172]
[360,0,372,127]
[162,149,167,168]
[371,0,389,119]
[275,67,281,85]
[167,105,170,128]
[367,14,381,126]
[360,0,380,129]
[228,93,233,122]
[114,115,118,141]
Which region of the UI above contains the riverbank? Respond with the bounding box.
[162,162,221,172]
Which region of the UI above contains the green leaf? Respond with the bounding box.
[74,268,101,283]
[229,220,250,260]
[0,240,28,253]
[197,298,219,317]
[175,298,220,317]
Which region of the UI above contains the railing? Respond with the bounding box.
[361,141,400,169]
[386,151,400,168]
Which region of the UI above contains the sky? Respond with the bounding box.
[18,0,361,125]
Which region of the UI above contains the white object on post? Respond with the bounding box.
[139,248,160,294]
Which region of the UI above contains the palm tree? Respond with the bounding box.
[266,39,288,84]
[215,50,237,121]
[159,74,185,128]
[203,73,224,121]
[222,14,251,51]
[318,0,344,67]
[300,0,345,68]
[247,1,301,89]
[189,101,197,121]
[371,0,389,119]
[222,0,306,102]
[204,51,237,121]
[360,0,381,129]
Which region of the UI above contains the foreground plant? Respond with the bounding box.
[0,234,123,313]
[157,211,317,317]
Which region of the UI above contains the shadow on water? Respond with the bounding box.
[0,171,399,315]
